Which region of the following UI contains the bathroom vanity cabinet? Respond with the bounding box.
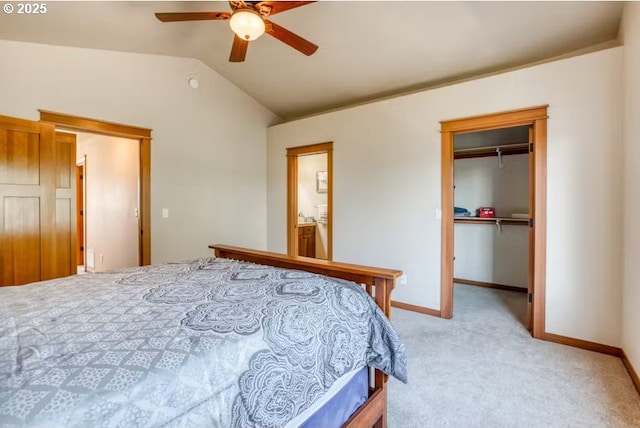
[297,223,316,258]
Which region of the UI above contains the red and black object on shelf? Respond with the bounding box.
[477,207,495,218]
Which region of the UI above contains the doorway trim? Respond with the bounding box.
[286,142,333,260]
[39,110,152,266]
[76,158,86,271]
[439,105,548,338]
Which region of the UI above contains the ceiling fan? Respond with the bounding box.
[155,1,318,63]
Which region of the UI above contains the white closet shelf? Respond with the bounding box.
[454,142,529,160]
[454,217,529,226]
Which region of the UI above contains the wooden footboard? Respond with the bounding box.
[209,245,402,428]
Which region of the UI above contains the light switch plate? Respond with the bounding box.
[434,208,442,220]
[162,208,169,218]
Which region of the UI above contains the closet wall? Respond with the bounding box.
[454,127,529,288]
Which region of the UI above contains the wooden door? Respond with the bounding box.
[52,131,77,279]
[0,115,76,286]
[76,164,84,266]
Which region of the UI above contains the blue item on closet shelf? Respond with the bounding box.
[454,206,471,217]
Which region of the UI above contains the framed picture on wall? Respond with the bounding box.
[316,171,328,193]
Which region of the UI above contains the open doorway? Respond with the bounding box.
[440,106,548,338]
[39,110,152,267]
[287,142,333,260]
[75,132,140,272]
[452,126,530,328]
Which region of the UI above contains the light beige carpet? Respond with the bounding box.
[388,284,640,427]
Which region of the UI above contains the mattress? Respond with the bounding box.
[292,367,369,428]
[0,258,407,427]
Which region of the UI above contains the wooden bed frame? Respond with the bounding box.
[210,245,402,428]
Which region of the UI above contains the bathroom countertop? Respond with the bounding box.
[298,222,317,226]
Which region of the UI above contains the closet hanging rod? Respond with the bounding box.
[453,142,529,153]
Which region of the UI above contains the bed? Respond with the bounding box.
[0,245,407,427]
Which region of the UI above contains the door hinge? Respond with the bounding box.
[528,293,533,303]
[529,218,534,228]
[80,174,83,180]
[80,246,84,252]
[80,210,83,216]
[530,143,534,153]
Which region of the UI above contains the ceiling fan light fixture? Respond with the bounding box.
[229,9,265,41]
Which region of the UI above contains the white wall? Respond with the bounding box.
[0,40,277,263]
[621,3,640,373]
[77,133,139,272]
[297,153,328,259]
[454,154,529,288]
[267,48,623,346]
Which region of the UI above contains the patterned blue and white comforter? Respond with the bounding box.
[0,258,407,427]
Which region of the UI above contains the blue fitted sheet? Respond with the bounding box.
[298,367,369,428]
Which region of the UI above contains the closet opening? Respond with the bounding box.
[440,106,548,338]
[453,126,530,328]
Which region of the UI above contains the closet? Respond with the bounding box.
[453,126,530,293]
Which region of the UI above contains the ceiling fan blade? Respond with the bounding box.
[265,20,318,56]
[155,12,230,22]
[229,35,249,62]
[256,1,315,16]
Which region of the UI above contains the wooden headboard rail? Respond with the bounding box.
[209,245,402,320]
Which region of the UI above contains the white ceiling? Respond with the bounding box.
[0,1,623,119]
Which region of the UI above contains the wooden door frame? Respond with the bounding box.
[286,142,333,260]
[440,105,548,338]
[76,159,86,270]
[39,110,152,266]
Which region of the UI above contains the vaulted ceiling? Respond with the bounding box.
[0,1,623,119]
